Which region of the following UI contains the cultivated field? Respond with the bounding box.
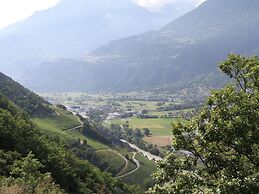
[144,135,173,147]
[110,117,175,136]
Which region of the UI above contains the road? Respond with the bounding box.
[121,139,162,162]
[64,113,156,177]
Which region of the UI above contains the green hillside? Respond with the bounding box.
[0,94,132,193]
[0,73,140,193]
[0,72,53,116]
[32,108,81,133]
[122,153,157,189]
[96,149,126,176]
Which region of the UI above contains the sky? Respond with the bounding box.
[133,0,205,10]
[0,0,206,29]
[0,0,60,29]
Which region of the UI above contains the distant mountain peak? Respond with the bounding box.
[0,0,197,77]
[20,0,259,92]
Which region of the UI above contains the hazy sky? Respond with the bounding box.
[0,0,60,29]
[134,0,205,10]
[0,0,205,29]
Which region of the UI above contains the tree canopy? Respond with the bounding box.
[149,54,259,194]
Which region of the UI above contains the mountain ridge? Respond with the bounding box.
[0,0,197,77]
[21,0,259,92]
[0,72,53,116]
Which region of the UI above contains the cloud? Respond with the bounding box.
[132,0,206,10]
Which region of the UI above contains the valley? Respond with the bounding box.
[32,90,198,190]
[40,91,197,147]
[0,0,258,193]
[29,95,162,190]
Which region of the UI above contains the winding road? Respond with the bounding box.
[120,139,162,162]
[63,113,154,178]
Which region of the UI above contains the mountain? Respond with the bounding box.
[0,72,53,116]
[0,0,197,77]
[21,0,259,92]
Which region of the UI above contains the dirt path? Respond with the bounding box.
[116,152,140,178]
[116,152,129,176]
[64,115,141,177]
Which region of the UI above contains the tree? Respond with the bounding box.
[1,152,64,194]
[149,54,259,194]
[142,109,148,114]
[133,128,143,137]
[143,128,151,136]
[56,104,67,111]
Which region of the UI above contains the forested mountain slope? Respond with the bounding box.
[0,72,53,116]
[0,94,133,193]
[21,0,259,92]
[0,0,197,77]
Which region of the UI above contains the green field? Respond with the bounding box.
[110,117,177,135]
[32,108,80,140]
[32,108,81,132]
[32,107,109,149]
[121,153,157,188]
[67,129,108,149]
[96,149,126,176]
[118,101,159,112]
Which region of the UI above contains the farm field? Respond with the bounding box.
[144,135,172,147]
[37,92,191,149]
[117,101,162,112]
[110,117,176,136]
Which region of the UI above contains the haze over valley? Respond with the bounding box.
[17,0,259,94]
[0,0,201,77]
